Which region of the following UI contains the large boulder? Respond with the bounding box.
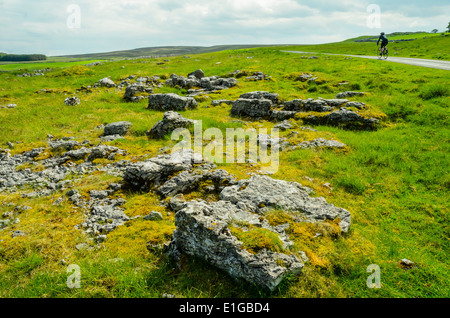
[103,121,133,136]
[98,77,116,88]
[148,111,195,139]
[283,99,333,112]
[124,82,154,102]
[239,91,280,104]
[117,147,354,291]
[304,108,379,130]
[188,69,205,79]
[166,72,238,91]
[230,98,273,119]
[147,93,198,111]
[220,175,351,232]
[157,168,238,198]
[122,150,201,191]
[168,200,304,291]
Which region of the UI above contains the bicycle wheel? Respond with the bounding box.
[383,48,388,59]
[377,47,382,59]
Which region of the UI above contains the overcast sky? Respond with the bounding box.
[0,0,448,56]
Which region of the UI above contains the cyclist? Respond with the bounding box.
[377,32,388,56]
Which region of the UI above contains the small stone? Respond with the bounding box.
[64,97,80,106]
[98,77,116,88]
[94,235,107,243]
[400,259,417,269]
[76,243,89,251]
[11,230,27,238]
[103,121,133,137]
[168,194,186,212]
[52,196,65,206]
[144,211,163,221]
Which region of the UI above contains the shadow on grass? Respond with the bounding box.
[145,254,280,298]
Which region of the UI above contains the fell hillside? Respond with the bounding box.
[284,32,450,60]
[57,44,284,59]
[0,45,448,298]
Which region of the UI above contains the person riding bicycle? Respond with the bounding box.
[377,32,389,55]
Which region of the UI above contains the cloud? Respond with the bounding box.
[0,0,447,55]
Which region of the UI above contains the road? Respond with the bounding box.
[282,51,450,71]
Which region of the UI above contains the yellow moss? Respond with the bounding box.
[229,225,285,255]
[9,141,47,156]
[265,210,294,227]
[123,193,166,218]
[0,196,85,265]
[104,219,175,257]
[306,251,331,268]
[34,150,52,161]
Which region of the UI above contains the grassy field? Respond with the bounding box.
[284,32,450,60]
[0,36,448,298]
[0,58,105,71]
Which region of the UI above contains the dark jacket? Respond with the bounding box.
[377,34,388,45]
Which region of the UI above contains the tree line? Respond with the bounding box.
[0,54,47,61]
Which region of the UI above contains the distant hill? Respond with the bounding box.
[55,44,284,59]
[345,31,446,43]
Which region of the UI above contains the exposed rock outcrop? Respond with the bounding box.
[121,150,351,290]
[147,93,198,111]
[64,97,80,106]
[165,72,238,92]
[304,108,379,130]
[148,111,195,139]
[124,82,154,102]
[103,121,133,137]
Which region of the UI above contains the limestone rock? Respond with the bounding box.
[64,97,80,106]
[187,69,205,79]
[103,121,133,137]
[148,111,195,139]
[304,108,379,130]
[239,91,280,104]
[169,200,304,291]
[123,150,200,191]
[144,211,163,221]
[290,138,346,150]
[147,93,198,111]
[274,120,293,131]
[231,98,273,119]
[336,91,366,99]
[124,82,153,102]
[220,175,351,232]
[98,77,116,88]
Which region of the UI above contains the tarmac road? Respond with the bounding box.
[282,51,450,71]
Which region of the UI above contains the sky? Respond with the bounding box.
[0,0,448,56]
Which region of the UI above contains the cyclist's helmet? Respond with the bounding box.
[380,32,385,35]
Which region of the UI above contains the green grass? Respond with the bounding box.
[0,59,105,71]
[0,37,449,298]
[283,33,450,60]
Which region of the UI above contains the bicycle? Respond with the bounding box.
[377,45,388,59]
